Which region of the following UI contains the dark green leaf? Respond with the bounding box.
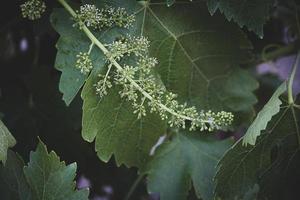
[214,101,300,199]
[135,1,258,125]
[207,0,275,38]
[24,140,89,200]
[146,131,233,200]
[0,151,31,200]
[0,141,88,200]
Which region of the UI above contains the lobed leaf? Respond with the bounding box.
[0,141,89,200]
[24,140,89,200]
[146,131,232,200]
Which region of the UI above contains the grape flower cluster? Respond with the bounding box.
[74,4,135,76]
[74,4,234,132]
[74,4,135,30]
[97,35,233,131]
[76,52,93,75]
[20,0,46,20]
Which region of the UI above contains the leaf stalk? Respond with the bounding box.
[288,51,300,104]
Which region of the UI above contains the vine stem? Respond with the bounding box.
[57,0,211,123]
[288,51,300,104]
[124,173,145,200]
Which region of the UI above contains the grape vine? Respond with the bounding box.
[54,0,234,132]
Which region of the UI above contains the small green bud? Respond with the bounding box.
[95,74,113,98]
[76,52,93,75]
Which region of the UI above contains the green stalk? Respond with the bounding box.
[288,51,300,104]
[124,173,145,200]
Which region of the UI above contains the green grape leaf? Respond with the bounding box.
[24,140,89,200]
[0,120,16,164]
[146,131,233,200]
[0,141,88,200]
[50,8,124,105]
[134,0,258,125]
[82,71,166,168]
[0,151,32,200]
[214,100,300,199]
[243,83,287,146]
[206,0,275,38]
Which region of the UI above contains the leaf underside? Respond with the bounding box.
[243,83,287,146]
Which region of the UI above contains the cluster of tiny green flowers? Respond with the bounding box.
[94,36,234,131]
[20,0,46,20]
[76,52,93,75]
[95,74,113,97]
[191,110,234,131]
[95,65,113,97]
[107,36,149,60]
[74,4,135,30]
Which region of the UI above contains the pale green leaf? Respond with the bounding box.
[243,82,287,146]
[207,0,275,38]
[214,101,300,199]
[24,141,89,200]
[0,120,16,163]
[147,131,233,200]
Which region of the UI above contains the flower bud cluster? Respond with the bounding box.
[95,64,113,97]
[76,52,93,75]
[107,36,149,60]
[20,0,46,20]
[75,4,135,30]
[95,36,234,131]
